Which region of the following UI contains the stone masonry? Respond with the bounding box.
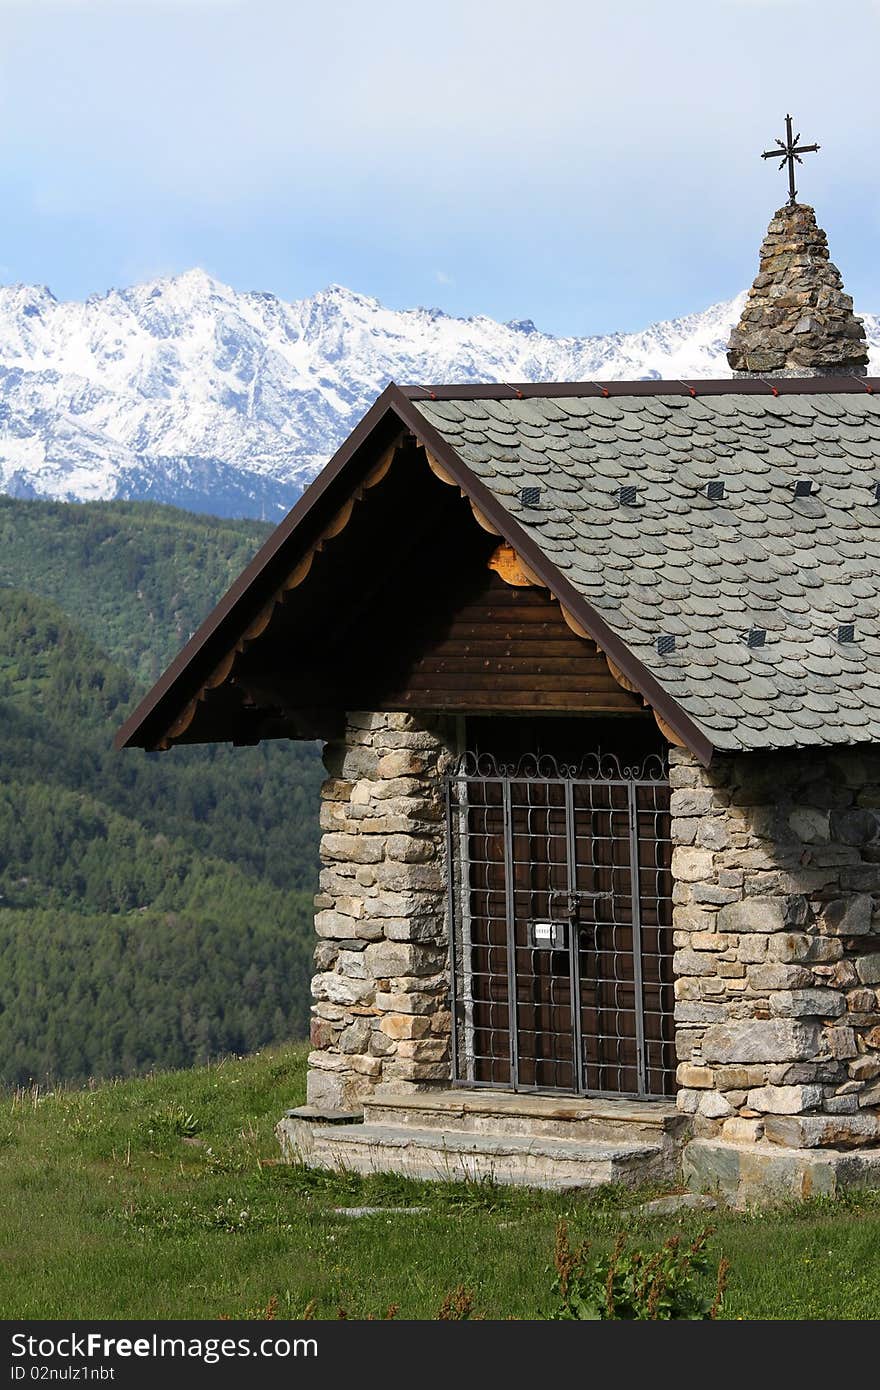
[727,202,868,376]
[671,745,880,1149]
[307,715,880,1166]
[307,711,456,1110]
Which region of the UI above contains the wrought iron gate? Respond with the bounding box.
[445,751,675,1100]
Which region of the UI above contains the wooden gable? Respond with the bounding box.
[119,427,654,750]
[227,439,645,723]
[370,566,643,714]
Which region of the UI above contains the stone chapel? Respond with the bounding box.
[117,180,880,1205]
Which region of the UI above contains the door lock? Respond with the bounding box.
[549,890,609,921]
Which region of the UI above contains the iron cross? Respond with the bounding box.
[761,114,820,205]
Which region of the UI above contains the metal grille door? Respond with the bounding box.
[445,752,675,1100]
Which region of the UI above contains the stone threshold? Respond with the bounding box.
[365,1087,680,1126]
[361,1088,686,1148]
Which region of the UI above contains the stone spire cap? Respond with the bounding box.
[727,202,868,376]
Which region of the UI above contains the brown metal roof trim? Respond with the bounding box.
[117,371,875,761]
[401,376,880,401]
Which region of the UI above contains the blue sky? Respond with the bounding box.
[1,0,878,335]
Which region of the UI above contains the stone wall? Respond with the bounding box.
[671,745,880,1148]
[307,711,456,1110]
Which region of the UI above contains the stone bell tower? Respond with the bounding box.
[727,116,868,377]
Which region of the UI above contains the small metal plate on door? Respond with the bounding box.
[529,920,567,950]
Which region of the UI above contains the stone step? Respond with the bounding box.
[684,1136,880,1209]
[279,1118,670,1191]
[363,1088,685,1147]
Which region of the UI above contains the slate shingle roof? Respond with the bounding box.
[412,389,880,754]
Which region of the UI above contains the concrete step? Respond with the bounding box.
[278,1117,671,1191]
[363,1088,685,1147]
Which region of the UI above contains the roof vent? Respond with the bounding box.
[706,480,725,501]
[838,623,855,644]
[519,486,542,507]
[793,478,815,498]
[619,485,639,507]
[656,634,676,656]
[747,627,766,648]
[873,482,880,504]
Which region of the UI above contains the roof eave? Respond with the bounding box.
[114,383,408,750]
[116,381,715,765]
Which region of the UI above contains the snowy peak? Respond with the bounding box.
[0,274,877,519]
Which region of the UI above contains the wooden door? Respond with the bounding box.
[447,755,675,1098]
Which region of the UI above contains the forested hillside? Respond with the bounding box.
[0,496,272,685]
[0,498,323,1084]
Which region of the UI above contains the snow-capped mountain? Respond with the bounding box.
[0,271,877,519]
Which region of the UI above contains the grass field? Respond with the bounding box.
[2,1043,879,1320]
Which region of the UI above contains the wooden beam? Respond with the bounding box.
[404,656,621,676]
[426,638,589,657]
[488,542,546,589]
[654,710,688,748]
[469,501,502,535]
[381,689,642,711]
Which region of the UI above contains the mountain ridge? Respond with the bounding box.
[1,272,877,520]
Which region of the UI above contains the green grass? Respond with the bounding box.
[2,1043,880,1320]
